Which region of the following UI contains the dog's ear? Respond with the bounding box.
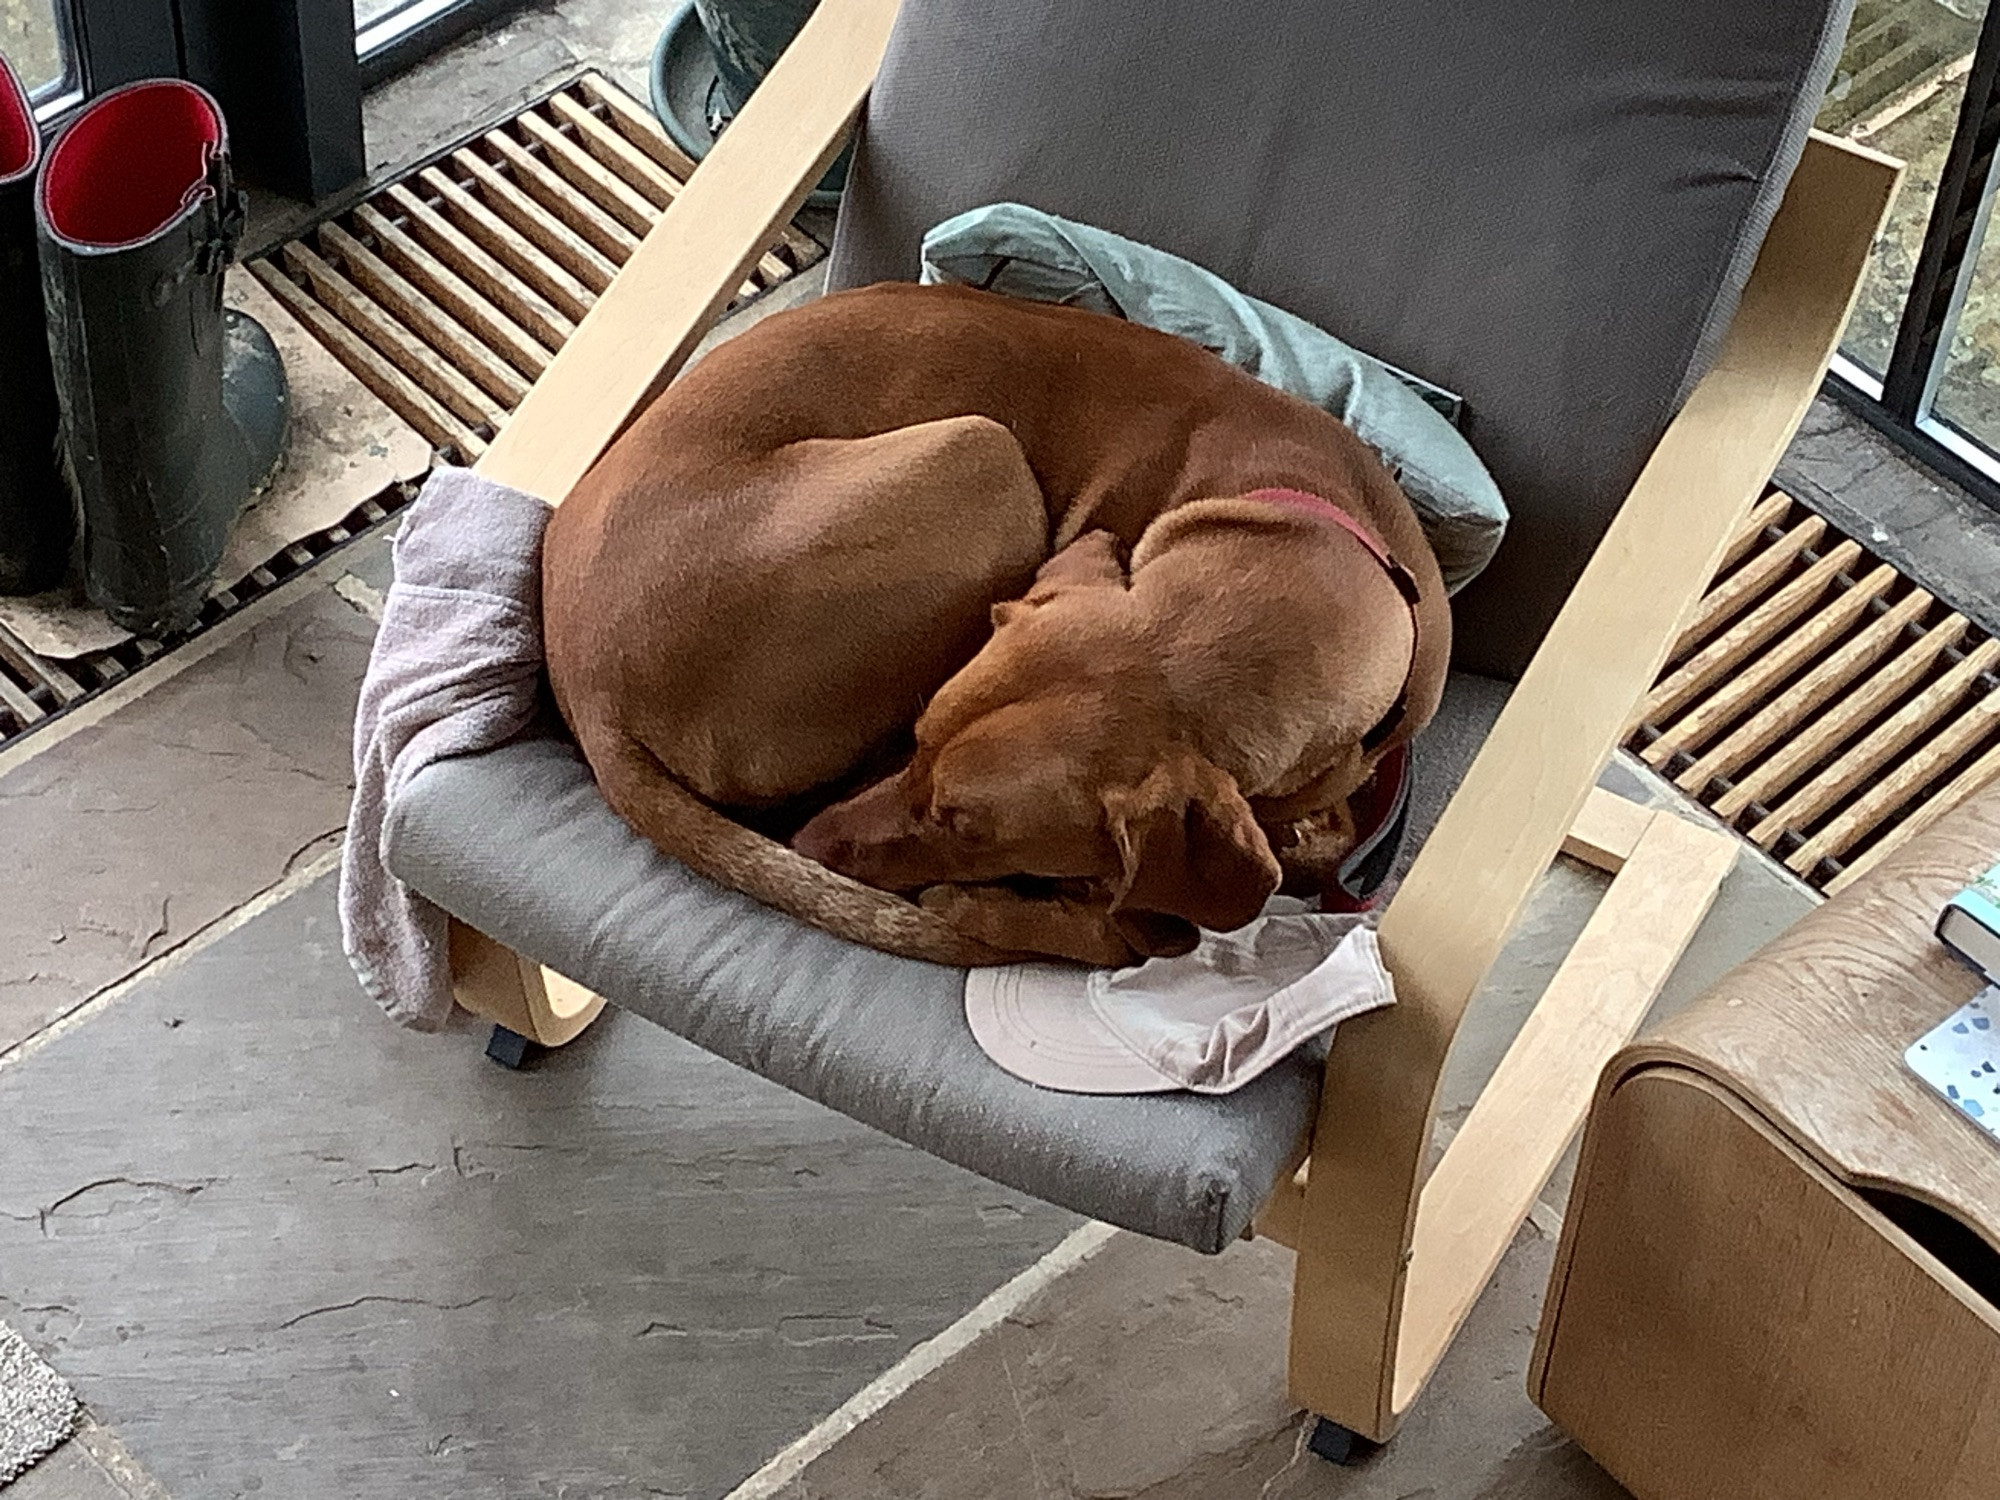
[1103,752,1280,940]
[991,531,1127,630]
[1032,529,1127,592]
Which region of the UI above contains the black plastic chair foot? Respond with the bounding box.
[485,1024,543,1069]
[1305,1415,1377,1466]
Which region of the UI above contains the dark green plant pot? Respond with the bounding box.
[649,0,850,208]
[696,0,816,112]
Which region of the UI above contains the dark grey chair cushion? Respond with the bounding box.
[828,0,1851,678]
[386,675,1505,1253]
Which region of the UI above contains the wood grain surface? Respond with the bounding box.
[1395,811,1737,1410]
[1620,775,2000,1252]
[1536,1067,2000,1500]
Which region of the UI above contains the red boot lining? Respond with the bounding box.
[0,59,34,186]
[40,82,221,248]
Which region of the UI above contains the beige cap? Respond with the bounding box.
[965,913,1395,1095]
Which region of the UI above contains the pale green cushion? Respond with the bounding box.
[920,202,1507,593]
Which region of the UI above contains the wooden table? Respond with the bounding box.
[1531,779,2000,1499]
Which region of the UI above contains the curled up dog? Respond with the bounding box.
[542,282,1450,967]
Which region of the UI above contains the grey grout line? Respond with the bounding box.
[721,1221,1119,1500]
[0,846,345,1077]
[0,545,375,783]
[67,1418,174,1500]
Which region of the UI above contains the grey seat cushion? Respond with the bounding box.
[385,673,1506,1254]
[829,0,1851,679]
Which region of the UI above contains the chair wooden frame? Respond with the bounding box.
[439,0,1902,1445]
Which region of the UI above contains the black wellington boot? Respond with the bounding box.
[36,79,288,637]
[0,54,70,594]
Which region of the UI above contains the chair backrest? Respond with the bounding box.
[828,0,1852,678]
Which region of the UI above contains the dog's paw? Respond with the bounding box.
[1270,804,1362,899]
[919,882,1141,968]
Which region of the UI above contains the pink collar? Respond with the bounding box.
[1244,488,1422,752]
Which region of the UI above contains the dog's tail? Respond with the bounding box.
[589,730,1011,967]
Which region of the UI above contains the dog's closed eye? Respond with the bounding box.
[932,802,988,842]
[989,598,1036,630]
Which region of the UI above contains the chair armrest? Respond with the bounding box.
[1287,130,1904,1435]
[473,0,904,501]
[442,0,899,1041]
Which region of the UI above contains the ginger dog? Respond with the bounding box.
[792,500,1425,965]
[543,283,1449,966]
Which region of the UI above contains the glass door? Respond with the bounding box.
[10,1,362,202]
[355,0,453,55]
[1824,0,2000,510]
[2,0,79,112]
[8,0,182,122]
[354,0,532,87]
[1818,0,1989,381]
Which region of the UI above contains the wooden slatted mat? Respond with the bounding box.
[1628,490,2000,895]
[0,488,414,749]
[0,72,822,754]
[248,72,823,464]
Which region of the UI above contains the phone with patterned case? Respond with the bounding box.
[1907,986,2000,1139]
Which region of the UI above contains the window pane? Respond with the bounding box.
[1817,0,1989,377]
[1,0,71,97]
[354,0,406,30]
[1927,178,2000,448]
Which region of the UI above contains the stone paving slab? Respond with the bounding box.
[8,1421,170,1500]
[7,1442,130,1500]
[753,1227,1628,1500]
[0,584,375,1055]
[0,871,1075,1500]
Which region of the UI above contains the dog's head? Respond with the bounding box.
[792,530,1282,949]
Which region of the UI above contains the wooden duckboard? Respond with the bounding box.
[1629,488,2000,894]
[250,71,823,468]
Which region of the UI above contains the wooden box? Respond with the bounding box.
[1532,782,2000,1499]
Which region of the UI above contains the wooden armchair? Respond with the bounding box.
[394,0,1899,1452]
